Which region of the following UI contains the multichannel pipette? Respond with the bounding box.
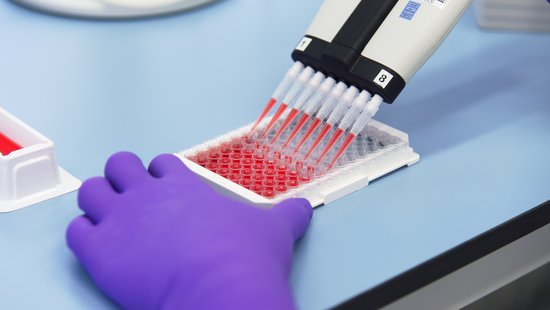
[301,86,359,160]
[291,82,347,154]
[325,95,384,170]
[269,71,326,144]
[314,91,371,166]
[280,77,337,150]
[250,62,304,133]
[249,0,473,173]
[259,67,315,139]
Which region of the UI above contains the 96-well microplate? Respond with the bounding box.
[177,118,419,208]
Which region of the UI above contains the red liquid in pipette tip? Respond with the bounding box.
[283,113,310,149]
[315,128,344,165]
[260,103,288,139]
[328,133,356,170]
[293,117,321,155]
[250,97,277,133]
[304,123,332,160]
[271,108,299,144]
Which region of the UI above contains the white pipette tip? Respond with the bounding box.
[290,61,304,74]
[298,67,315,82]
[337,90,371,131]
[326,86,359,125]
[292,71,326,110]
[314,82,348,120]
[310,71,326,86]
[271,62,305,101]
[320,77,336,92]
[349,94,384,135]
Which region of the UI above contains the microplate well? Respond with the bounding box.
[177,118,419,208]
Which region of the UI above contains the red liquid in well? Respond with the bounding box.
[196,152,208,167]
[206,162,219,171]
[271,108,299,144]
[220,146,231,157]
[316,128,344,165]
[250,97,277,133]
[304,123,332,160]
[260,103,288,139]
[328,133,357,170]
[282,113,310,150]
[231,142,243,153]
[253,153,265,163]
[276,185,288,194]
[208,152,221,163]
[240,179,253,190]
[276,174,287,185]
[242,168,253,179]
[242,148,255,158]
[230,153,243,162]
[252,173,265,185]
[241,158,253,168]
[287,180,299,188]
[219,158,231,168]
[0,132,22,156]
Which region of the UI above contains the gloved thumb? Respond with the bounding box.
[271,198,313,241]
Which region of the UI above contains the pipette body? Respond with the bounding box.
[292,0,473,103]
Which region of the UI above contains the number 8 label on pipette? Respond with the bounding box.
[374,69,394,89]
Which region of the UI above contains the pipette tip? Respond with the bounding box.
[282,113,310,150]
[315,128,344,166]
[250,98,277,133]
[271,108,299,144]
[327,133,357,170]
[303,123,332,160]
[260,103,288,139]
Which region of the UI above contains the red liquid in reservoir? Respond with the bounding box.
[0,132,22,156]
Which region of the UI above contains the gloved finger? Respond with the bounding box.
[104,152,150,193]
[271,198,313,242]
[148,154,198,179]
[78,177,119,223]
[66,216,95,260]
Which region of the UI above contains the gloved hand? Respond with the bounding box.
[67,152,312,310]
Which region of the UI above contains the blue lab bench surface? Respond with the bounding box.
[0,1,549,309]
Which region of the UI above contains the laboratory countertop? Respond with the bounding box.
[0,1,549,309]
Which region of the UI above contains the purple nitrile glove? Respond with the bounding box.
[67,152,312,310]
